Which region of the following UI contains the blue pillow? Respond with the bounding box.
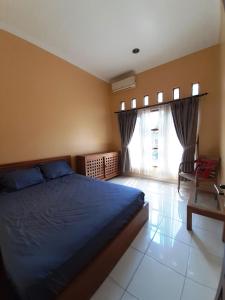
[40,160,74,179]
[0,167,45,192]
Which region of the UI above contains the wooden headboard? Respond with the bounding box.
[0,155,72,173]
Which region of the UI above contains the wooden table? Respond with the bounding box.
[187,184,225,242]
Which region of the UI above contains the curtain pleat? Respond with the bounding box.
[170,97,199,173]
[118,110,137,174]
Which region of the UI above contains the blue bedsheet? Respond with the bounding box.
[0,174,144,300]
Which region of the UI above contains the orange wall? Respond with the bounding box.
[111,46,221,157]
[0,30,113,164]
[0,29,222,167]
[220,3,225,181]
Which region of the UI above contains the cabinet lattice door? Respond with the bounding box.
[104,153,120,179]
[86,156,105,179]
[76,152,120,180]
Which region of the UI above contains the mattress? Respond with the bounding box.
[0,173,144,300]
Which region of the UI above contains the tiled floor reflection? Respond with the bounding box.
[91,176,223,300]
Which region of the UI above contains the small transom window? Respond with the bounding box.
[131,98,137,109]
[173,88,180,100]
[143,95,149,106]
[120,101,125,111]
[157,92,163,103]
[192,83,200,96]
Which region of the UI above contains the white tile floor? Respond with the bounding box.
[91,176,224,300]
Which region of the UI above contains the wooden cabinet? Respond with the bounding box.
[76,152,120,180]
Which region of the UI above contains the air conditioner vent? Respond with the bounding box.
[111,75,136,93]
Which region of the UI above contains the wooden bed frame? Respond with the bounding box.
[0,156,149,300]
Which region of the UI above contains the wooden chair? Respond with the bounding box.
[178,157,220,200]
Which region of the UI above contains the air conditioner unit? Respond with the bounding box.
[111,75,136,93]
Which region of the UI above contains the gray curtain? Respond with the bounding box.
[170,97,199,173]
[118,110,137,173]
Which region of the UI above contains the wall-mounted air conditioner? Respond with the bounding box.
[111,75,136,93]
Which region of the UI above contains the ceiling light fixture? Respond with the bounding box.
[132,48,140,54]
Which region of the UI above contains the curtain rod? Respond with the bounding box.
[114,92,208,114]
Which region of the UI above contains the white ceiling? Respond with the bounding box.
[0,0,221,82]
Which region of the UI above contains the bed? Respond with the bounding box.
[0,156,149,300]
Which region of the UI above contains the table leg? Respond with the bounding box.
[187,206,192,231]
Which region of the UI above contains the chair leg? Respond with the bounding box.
[223,221,225,242]
[194,189,198,203]
[187,205,192,231]
[194,180,198,202]
[178,175,181,192]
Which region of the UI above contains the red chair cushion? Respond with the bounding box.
[194,159,218,179]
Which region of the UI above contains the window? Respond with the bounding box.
[157,92,163,103]
[128,106,182,181]
[143,95,149,106]
[173,88,180,100]
[192,83,200,96]
[150,110,159,167]
[131,98,137,109]
[120,101,125,111]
